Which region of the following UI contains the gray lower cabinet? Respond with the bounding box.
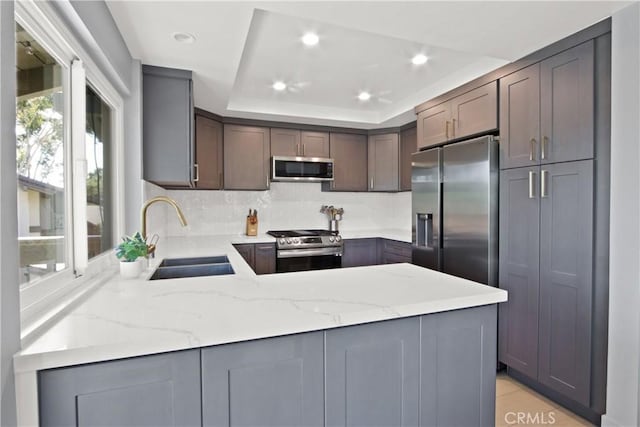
[499,160,594,407]
[38,350,201,427]
[368,133,399,191]
[420,305,497,427]
[325,317,421,427]
[342,238,379,267]
[224,125,270,190]
[254,243,276,274]
[142,65,194,188]
[381,239,412,264]
[201,332,324,427]
[233,243,254,268]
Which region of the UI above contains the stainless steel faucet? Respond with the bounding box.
[140,196,188,247]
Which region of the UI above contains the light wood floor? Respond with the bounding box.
[496,373,595,426]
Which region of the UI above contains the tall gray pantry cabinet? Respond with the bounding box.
[498,31,610,421]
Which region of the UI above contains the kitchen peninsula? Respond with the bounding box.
[15,232,506,426]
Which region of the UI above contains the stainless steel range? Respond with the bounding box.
[267,229,343,273]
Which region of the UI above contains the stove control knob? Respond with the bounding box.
[336,236,342,242]
[279,238,286,245]
[329,236,335,242]
[293,238,299,244]
[286,238,292,244]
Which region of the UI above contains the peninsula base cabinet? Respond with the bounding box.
[37,305,497,427]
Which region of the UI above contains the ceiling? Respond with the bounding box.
[106,1,629,129]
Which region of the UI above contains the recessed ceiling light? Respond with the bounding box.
[302,32,319,46]
[172,32,195,44]
[412,54,428,65]
[272,81,287,91]
[357,92,371,101]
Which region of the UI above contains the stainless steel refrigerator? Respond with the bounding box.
[411,135,498,286]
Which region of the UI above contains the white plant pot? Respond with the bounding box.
[119,259,142,279]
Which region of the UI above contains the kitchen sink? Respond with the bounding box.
[150,255,234,280]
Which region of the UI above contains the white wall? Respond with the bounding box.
[162,183,411,237]
[604,3,640,427]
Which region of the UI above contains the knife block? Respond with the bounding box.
[246,217,258,236]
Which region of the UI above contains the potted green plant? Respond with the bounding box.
[115,232,148,278]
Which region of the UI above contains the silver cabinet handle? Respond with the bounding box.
[529,138,536,161]
[193,163,199,182]
[541,136,548,160]
[302,143,305,156]
[445,121,450,139]
[541,170,548,198]
[296,143,300,156]
[529,170,536,199]
[451,118,456,138]
[370,177,374,189]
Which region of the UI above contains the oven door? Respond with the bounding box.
[276,247,342,273]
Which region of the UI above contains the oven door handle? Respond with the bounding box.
[277,248,342,258]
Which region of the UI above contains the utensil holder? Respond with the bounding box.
[329,219,339,232]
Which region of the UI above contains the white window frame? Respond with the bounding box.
[16,0,125,338]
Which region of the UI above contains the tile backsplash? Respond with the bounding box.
[148,182,411,237]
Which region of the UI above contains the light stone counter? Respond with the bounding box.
[14,232,505,425]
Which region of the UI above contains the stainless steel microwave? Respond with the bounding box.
[271,156,334,182]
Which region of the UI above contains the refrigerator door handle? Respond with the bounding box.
[416,213,434,248]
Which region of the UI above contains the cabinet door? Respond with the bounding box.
[368,133,399,191]
[271,128,301,157]
[233,244,255,269]
[538,160,593,406]
[328,133,368,191]
[451,81,498,140]
[342,238,379,267]
[500,64,540,169]
[540,41,594,164]
[381,239,412,264]
[325,317,420,427]
[202,332,324,427]
[498,167,540,379]
[195,114,223,189]
[421,305,497,427]
[254,243,276,274]
[399,126,417,191]
[417,102,450,149]
[143,66,194,187]
[39,350,201,427]
[301,131,330,157]
[224,125,270,190]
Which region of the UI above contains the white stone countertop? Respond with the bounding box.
[14,230,505,373]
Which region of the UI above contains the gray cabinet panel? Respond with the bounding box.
[451,81,498,140]
[368,133,399,191]
[325,317,420,427]
[301,131,330,157]
[540,41,594,164]
[271,128,300,157]
[400,126,417,191]
[39,350,201,426]
[327,133,368,191]
[498,167,540,379]
[500,64,541,169]
[417,103,449,149]
[142,65,194,187]
[233,243,254,269]
[195,114,223,189]
[420,305,497,427]
[538,160,593,406]
[224,125,270,190]
[254,243,276,274]
[202,332,324,427]
[342,238,379,267]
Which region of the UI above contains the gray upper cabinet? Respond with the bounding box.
[142,65,194,188]
[327,133,368,191]
[498,167,540,379]
[270,128,301,157]
[224,124,270,190]
[325,317,420,427]
[501,41,594,169]
[540,41,595,164]
[417,82,497,150]
[499,64,541,169]
[368,133,399,191]
[400,126,417,191]
[194,114,223,189]
[538,160,593,406]
[39,350,202,427]
[202,332,324,427]
[301,131,330,157]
